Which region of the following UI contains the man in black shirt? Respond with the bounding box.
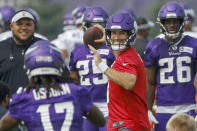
[134,17,154,61]
[0,10,42,95]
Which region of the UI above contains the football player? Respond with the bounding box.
[0,5,15,33]
[69,6,115,131]
[89,12,150,131]
[179,2,197,39]
[62,12,76,32]
[0,40,105,131]
[179,3,195,32]
[52,6,86,67]
[146,2,197,131]
[0,5,15,40]
[51,12,76,60]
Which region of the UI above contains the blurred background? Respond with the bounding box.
[0,0,196,40]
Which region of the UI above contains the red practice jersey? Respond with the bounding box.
[107,47,150,131]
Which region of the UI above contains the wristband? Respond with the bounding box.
[98,62,109,73]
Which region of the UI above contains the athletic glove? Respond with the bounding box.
[148,110,159,124]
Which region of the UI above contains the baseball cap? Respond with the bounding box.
[11,10,34,23]
[136,17,154,30]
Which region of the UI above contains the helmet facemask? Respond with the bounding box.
[158,17,186,40]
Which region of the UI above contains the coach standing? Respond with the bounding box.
[0,10,42,95]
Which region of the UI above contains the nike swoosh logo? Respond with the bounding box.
[123,63,129,66]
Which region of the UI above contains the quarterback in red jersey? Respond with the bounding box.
[89,12,150,131]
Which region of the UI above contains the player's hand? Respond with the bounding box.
[148,110,159,124]
[94,24,106,43]
[88,44,102,66]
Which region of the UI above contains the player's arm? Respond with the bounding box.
[88,44,136,90]
[70,71,79,81]
[146,66,159,124]
[146,66,156,110]
[85,105,105,127]
[105,68,136,90]
[0,112,20,131]
[194,64,197,90]
[61,49,68,61]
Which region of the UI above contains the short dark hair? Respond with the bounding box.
[0,81,10,103]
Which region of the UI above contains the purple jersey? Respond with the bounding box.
[145,35,197,106]
[69,44,115,102]
[9,83,92,131]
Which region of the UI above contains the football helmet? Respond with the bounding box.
[82,6,108,31]
[24,40,64,79]
[117,8,136,20]
[105,12,137,51]
[157,2,186,40]
[72,6,86,25]
[179,3,195,23]
[22,8,40,31]
[63,12,75,31]
[0,6,15,30]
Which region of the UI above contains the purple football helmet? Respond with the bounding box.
[105,12,137,51]
[117,8,136,20]
[24,40,64,79]
[0,6,15,23]
[0,6,15,30]
[22,8,40,31]
[157,2,186,40]
[72,6,86,25]
[179,3,195,23]
[82,6,108,31]
[63,12,76,31]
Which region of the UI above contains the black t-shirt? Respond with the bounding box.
[0,37,41,95]
[0,105,7,119]
[134,39,149,61]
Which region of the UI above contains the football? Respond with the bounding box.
[83,26,104,49]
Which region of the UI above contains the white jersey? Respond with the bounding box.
[0,31,48,41]
[51,28,84,66]
[51,32,64,47]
